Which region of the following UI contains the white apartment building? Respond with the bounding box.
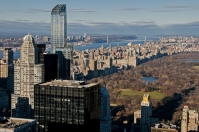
[11,34,45,118]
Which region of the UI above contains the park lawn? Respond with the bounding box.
[119,89,165,100]
[193,66,199,69]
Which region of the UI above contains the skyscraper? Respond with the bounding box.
[140,94,158,132]
[181,106,199,132]
[34,80,100,132]
[51,4,67,52]
[100,87,111,132]
[51,4,73,79]
[0,48,14,94]
[11,34,45,118]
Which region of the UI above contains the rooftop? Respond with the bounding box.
[39,79,99,88]
[142,94,151,103]
[51,4,66,14]
[0,117,36,130]
[152,123,179,130]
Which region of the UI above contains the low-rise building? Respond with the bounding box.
[0,117,37,132]
[151,123,179,132]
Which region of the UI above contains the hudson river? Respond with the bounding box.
[0,37,159,59]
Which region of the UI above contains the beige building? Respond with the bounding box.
[0,48,14,93]
[151,123,179,132]
[134,110,141,125]
[181,106,199,132]
[11,34,45,118]
[42,36,49,42]
[89,59,97,71]
[140,94,158,132]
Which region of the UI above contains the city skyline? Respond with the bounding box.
[1,0,199,35]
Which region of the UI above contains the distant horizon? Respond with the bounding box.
[1,32,199,39]
[1,0,199,36]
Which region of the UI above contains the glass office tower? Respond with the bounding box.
[51,4,67,53]
[51,4,74,79]
[34,80,100,132]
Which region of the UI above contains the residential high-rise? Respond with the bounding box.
[89,59,97,71]
[134,110,141,132]
[0,48,14,94]
[11,34,45,118]
[51,4,73,79]
[51,4,67,52]
[34,80,100,132]
[181,106,189,132]
[140,94,158,132]
[181,106,199,132]
[100,87,111,132]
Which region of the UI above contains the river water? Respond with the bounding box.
[0,37,159,59]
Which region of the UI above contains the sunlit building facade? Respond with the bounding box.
[11,34,45,118]
[140,94,158,132]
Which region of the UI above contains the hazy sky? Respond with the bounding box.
[1,0,199,36]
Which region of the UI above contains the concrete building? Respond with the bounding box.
[89,59,97,71]
[181,106,199,132]
[0,88,9,110]
[134,108,141,131]
[11,34,45,118]
[151,123,179,132]
[34,80,101,132]
[0,48,14,94]
[100,87,111,132]
[0,117,37,132]
[42,36,50,42]
[140,94,158,132]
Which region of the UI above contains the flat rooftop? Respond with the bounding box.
[39,80,99,88]
[0,117,36,130]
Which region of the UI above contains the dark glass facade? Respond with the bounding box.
[34,81,100,132]
[55,51,70,80]
[43,54,58,82]
[35,44,58,82]
[36,44,46,64]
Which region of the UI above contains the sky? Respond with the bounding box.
[1,0,199,36]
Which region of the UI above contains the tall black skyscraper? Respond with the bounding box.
[34,80,100,132]
[43,54,58,82]
[35,44,58,82]
[55,50,70,80]
[36,44,46,64]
